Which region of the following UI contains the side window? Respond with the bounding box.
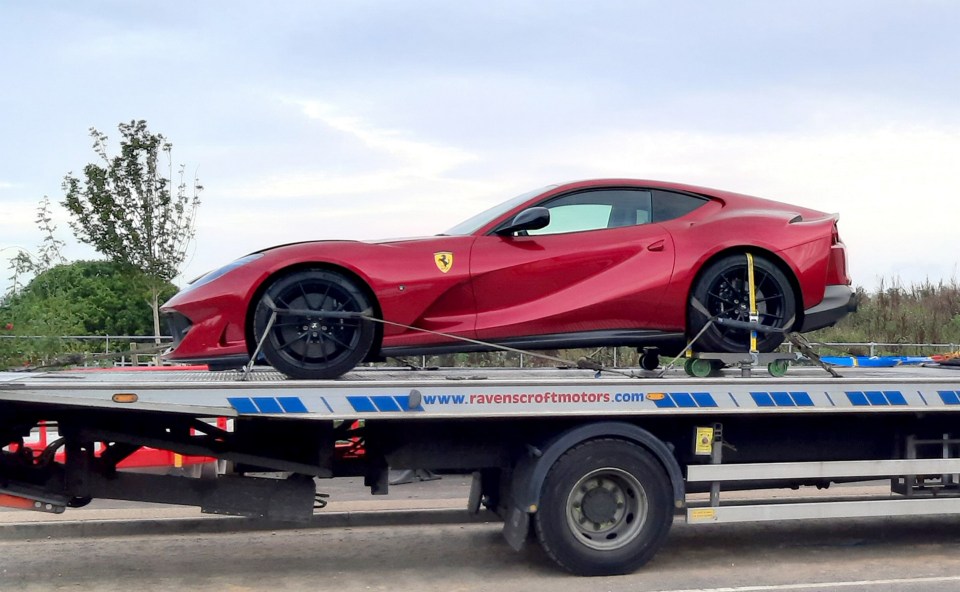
[652,190,708,222]
[529,203,612,234]
[526,189,653,236]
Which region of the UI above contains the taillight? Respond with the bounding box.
[826,221,851,285]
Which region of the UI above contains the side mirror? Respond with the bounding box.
[496,207,550,236]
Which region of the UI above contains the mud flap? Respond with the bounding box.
[503,506,531,551]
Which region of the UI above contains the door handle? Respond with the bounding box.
[647,239,665,252]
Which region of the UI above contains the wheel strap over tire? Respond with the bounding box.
[746,252,759,354]
[664,253,792,377]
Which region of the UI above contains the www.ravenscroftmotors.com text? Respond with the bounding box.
[422,391,646,405]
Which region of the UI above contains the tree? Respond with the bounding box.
[34,195,68,273]
[61,120,202,342]
[4,196,67,296]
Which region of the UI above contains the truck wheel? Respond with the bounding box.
[534,439,673,576]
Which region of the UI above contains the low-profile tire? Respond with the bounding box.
[688,254,796,353]
[253,269,375,379]
[534,439,673,576]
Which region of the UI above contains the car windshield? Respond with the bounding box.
[443,185,557,235]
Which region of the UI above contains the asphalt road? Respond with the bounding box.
[4,514,960,591]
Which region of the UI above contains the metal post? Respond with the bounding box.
[943,433,952,489]
[710,423,723,507]
[905,434,916,497]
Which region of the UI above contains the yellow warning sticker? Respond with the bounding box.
[689,508,717,522]
[695,427,714,455]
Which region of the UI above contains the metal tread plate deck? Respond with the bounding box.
[1,366,959,421]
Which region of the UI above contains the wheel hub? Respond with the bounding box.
[566,468,648,550]
[580,487,620,524]
[711,270,778,332]
[271,286,360,357]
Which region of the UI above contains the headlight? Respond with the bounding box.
[182,253,264,291]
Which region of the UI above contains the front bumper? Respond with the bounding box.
[162,311,249,370]
[798,284,858,332]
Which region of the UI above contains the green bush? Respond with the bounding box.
[0,260,176,369]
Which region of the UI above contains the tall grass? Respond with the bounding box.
[810,277,960,355]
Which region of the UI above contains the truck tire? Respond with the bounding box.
[533,438,673,576]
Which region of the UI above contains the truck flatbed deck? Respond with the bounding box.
[2,365,959,419]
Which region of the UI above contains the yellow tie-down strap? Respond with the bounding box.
[746,252,758,353]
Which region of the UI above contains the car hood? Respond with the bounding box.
[252,235,444,255]
[250,234,450,255]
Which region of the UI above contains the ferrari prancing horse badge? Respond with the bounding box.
[434,251,453,273]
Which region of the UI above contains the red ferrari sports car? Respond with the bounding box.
[161,179,856,378]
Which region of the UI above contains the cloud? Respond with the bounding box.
[295,100,477,174]
[0,201,42,238]
[215,100,482,206]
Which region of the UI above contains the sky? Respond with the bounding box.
[1,1,958,295]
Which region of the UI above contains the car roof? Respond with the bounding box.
[551,179,823,216]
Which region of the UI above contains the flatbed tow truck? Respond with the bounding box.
[3,363,960,575]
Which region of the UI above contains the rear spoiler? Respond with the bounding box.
[788,212,839,224]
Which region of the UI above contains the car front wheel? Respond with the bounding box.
[253,269,375,379]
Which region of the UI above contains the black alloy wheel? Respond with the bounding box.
[689,254,795,353]
[253,269,375,379]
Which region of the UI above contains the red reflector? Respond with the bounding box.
[0,493,40,510]
[0,493,65,513]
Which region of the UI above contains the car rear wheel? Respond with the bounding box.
[253,269,375,379]
[688,254,795,353]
